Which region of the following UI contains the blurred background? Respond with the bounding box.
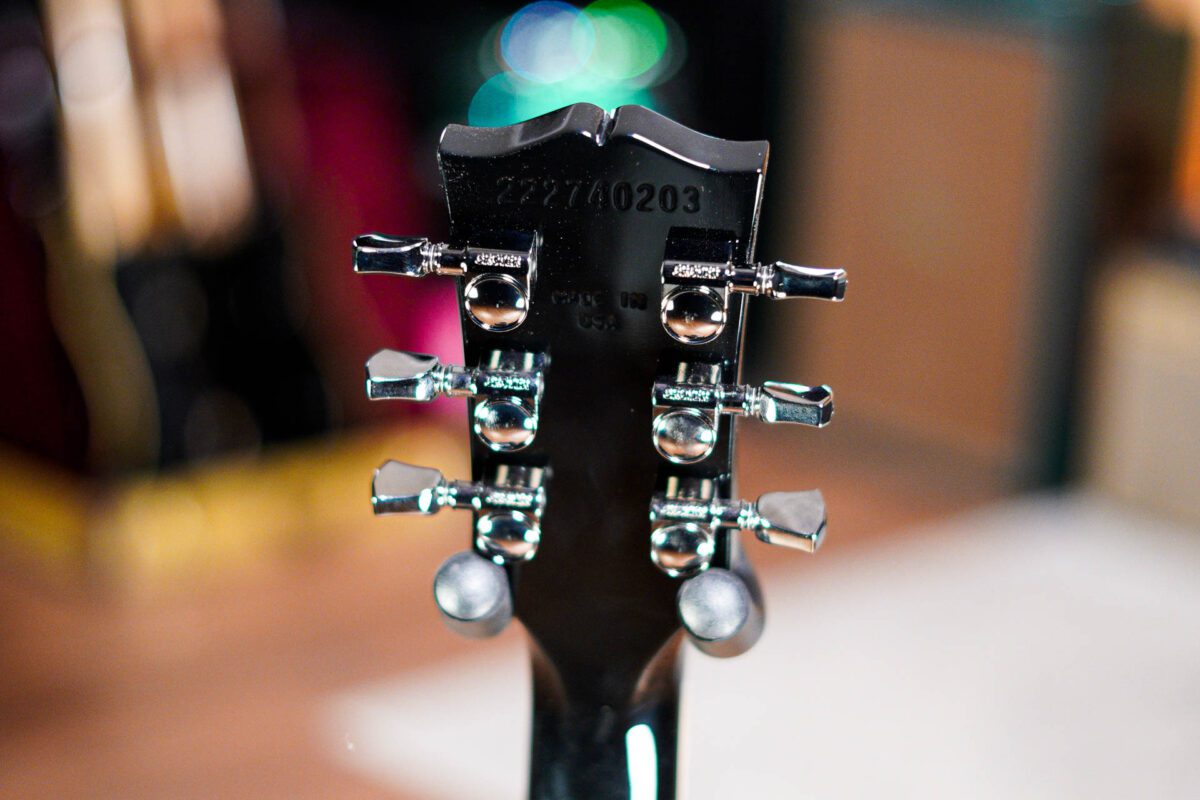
[1,0,1198,797]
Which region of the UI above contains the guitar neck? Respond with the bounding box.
[356,102,843,799]
[529,637,682,799]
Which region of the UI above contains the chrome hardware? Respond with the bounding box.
[354,232,537,332]
[372,460,547,563]
[649,476,826,578]
[660,255,846,344]
[676,568,763,659]
[433,550,513,638]
[366,349,546,451]
[651,362,833,463]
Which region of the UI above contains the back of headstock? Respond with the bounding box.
[355,103,845,798]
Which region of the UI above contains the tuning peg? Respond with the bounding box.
[433,550,513,638]
[372,460,547,563]
[649,476,826,578]
[366,349,545,451]
[659,247,846,344]
[651,362,833,463]
[354,231,537,332]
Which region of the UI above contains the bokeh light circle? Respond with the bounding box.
[582,0,667,81]
[500,1,595,83]
[469,70,654,128]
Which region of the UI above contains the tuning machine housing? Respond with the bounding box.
[649,475,827,579]
[659,235,846,344]
[367,349,546,451]
[652,361,833,463]
[372,459,547,564]
[354,231,537,332]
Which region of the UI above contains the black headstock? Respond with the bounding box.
[355,103,844,798]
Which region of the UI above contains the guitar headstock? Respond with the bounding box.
[355,103,844,793]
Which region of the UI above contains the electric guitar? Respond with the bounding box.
[354,103,845,799]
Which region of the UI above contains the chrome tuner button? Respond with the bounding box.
[652,362,834,463]
[371,461,547,564]
[676,568,763,659]
[433,550,513,638]
[658,238,846,344]
[473,398,537,450]
[476,509,540,563]
[660,286,726,344]
[464,274,528,332]
[649,477,827,578]
[650,521,715,578]
[354,231,537,332]
[651,408,718,464]
[366,349,545,451]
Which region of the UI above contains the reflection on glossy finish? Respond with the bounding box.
[626,723,659,800]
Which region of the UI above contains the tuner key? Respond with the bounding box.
[372,460,547,564]
[353,234,439,278]
[750,382,833,427]
[762,262,847,301]
[652,363,834,463]
[745,489,827,553]
[366,349,545,451]
[659,246,846,344]
[371,460,446,514]
[433,550,513,638]
[649,479,826,577]
[365,350,446,401]
[353,232,537,332]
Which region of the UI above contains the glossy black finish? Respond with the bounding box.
[437,104,768,799]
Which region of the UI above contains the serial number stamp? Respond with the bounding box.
[497,177,701,214]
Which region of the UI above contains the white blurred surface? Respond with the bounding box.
[326,493,1200,798]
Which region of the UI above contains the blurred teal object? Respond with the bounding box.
[470,0,678,127]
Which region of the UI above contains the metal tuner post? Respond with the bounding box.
[651,361,832,463]
[659,249,845,344]
[354,232,537,332]
[371,460,547,637]
[367,349,546,451]
[649,476,827,657]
